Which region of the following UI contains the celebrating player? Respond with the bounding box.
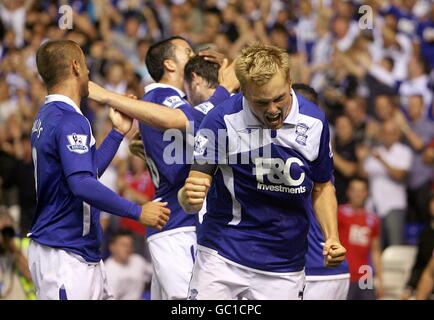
[88,37,239,300]
[28,40,170,300]
[179,43,346,300]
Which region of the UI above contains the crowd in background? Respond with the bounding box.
[0,0,433,299]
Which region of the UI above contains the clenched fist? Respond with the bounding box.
[323,238,347,267]
[139,201,170,230]
[178,177,210,214]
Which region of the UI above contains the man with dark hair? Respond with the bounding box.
[28,40,170,300]
[88,37,238,300]
[292,83,319,104]
[145,36,188,83]
[184,55,220,106]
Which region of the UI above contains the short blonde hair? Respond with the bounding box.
[235,43,290,90]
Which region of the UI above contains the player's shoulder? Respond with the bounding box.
[144,85,187,108]
[206,93,243,120]
[296,94,327,123]
[45,101,90,134]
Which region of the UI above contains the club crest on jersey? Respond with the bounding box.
[67,133,89,154]
[162,95,185,109]
[31,119,44,138]
[194,101,215,115]
[194,134,208,156]
[295,123,309,146]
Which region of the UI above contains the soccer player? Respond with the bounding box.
[88,37,239,300]
[292,83,350,300]
[28,40,170,300]
[338,177,383,300]
[178,43,346,300]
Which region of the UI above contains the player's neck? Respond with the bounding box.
[47,84,82,109]
[160,74,184,92]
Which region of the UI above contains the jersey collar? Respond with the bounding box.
[45,94,83,115]
[242,89,299,127]
[144,82,187,99]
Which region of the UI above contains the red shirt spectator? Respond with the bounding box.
[339,204,380,282]
[337,177,384,299]
[119,158,155,236]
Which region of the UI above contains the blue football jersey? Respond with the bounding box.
[194,91,335,273]
[140,83,229,238]
[29,95,102,262]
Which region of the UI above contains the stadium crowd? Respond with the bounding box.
[0,0,433,299]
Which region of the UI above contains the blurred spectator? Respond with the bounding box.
[343,97,371,144]
[105,230,152,300]
[338,177,383,300]
[2,134,35,235]
[359,120,413,248]
[399,54,432,117]
[0,208,34,300]
[402,195,434,299]
[332,115,358,204]
[117,154,155,253]
[394,95,434,222]
[415,5,434,70]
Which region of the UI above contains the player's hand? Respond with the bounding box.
[139,201,170,230]
[323,238,346,267]
[198,49,226,66]
[109,107,133,135]
[179,177,210,213]
[218,58,240,93]
[88,81,107,104]
[129,134,146,161]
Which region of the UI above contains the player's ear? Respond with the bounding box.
[72,59,81,76]
[192,72,202,87]
[163,59,176,73]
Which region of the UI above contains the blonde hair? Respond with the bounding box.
[235,43,290,90]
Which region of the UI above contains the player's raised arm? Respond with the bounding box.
[88,81,190,131]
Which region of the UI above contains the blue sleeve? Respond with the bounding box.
[67,172,141,220]
[310,119,333,183]
[203,86,231,109]
[56,115,94,178]
[95,129,123,177]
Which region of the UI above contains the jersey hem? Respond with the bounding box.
[197,245,304,276]
[147,226,196,242]
[305,273,351,281]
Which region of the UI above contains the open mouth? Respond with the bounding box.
[265,113,281,127]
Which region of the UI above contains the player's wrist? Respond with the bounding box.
[112,126,127,136]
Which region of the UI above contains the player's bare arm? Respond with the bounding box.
[178,170,213,214]
[88,81,190,131]
[312,180,347,267]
